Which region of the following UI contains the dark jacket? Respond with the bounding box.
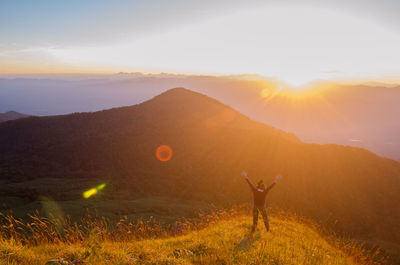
[246,178,275,207]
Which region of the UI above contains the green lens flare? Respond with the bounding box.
[97,183,106,190]
[83,183,106,199]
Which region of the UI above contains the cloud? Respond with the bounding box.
[1,0,400,77]
[39,5,400,85]
[321,70,341,74]
[1,0,400,49]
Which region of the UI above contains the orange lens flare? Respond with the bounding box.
[156,145,173,162]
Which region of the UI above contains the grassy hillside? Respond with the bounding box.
[0,87,399,261]
[0,213,380,265]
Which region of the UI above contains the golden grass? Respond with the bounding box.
[0,209,384,265]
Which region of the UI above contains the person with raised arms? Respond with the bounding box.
[243,171,280,232]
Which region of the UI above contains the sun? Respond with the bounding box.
[282,81,314,93]
[284,79,312,88]
[276,73,321,88]
[259,78,330,101]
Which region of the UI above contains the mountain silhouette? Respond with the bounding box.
[0,111,29,122]
[0,87,399,250]
[2,77,399,160]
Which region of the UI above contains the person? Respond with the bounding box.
[243,171,280,232]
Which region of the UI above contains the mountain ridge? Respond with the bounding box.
[0,110,29,122]
[2,77,399,160]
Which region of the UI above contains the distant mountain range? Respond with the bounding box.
[0,111,29,122]
[1,76,399,160]
[0,88,399,255]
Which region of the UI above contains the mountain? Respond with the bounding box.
[2,76,399,160]
[235,84,400,161]
[0,111,29,122]
[176,81,400,161]
[0,88,399,257]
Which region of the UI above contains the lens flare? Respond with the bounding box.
[83,183,107,199]
[83,188,97,199]
[156,145,173,162]
[97,183,106,190]
[260,88,271,98]
[40,196,64,232]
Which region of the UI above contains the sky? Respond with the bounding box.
[1,0,400,85]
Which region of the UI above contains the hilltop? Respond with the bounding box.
[0,111,29,122]
[0,88,399,261]
[0,214,377,265]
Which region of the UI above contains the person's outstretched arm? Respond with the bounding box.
[245,178,256,191]
[266,182,276,192]
[243,171,256,191]
[266,175,281,192]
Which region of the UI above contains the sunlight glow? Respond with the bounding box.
[40,6,400,88]
[260,88,272,99]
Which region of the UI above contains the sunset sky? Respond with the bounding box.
[1,0,400,85]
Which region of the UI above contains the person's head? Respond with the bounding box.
[256,180,265,190]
